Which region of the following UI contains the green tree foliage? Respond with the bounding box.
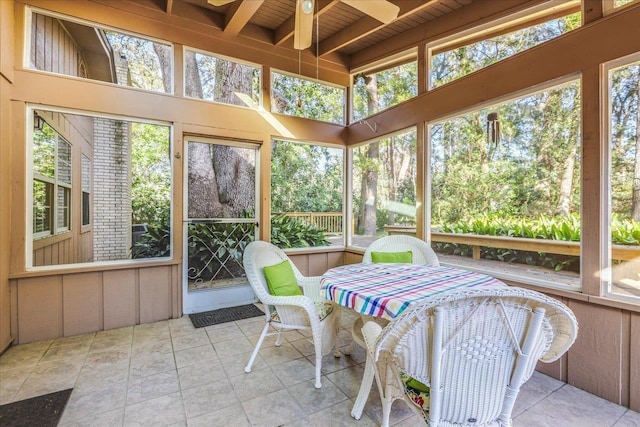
[104,32,167,92]
[32,123,56,178]
[353,61,418,121]
[610,62,640,220]
[432,80,581,226]
[130,123,171,228]
[431,13,581,87]
[271,72,345,124]
[271,140,343,213]
[352,129,417,235]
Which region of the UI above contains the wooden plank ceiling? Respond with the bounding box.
[133,0,476,66]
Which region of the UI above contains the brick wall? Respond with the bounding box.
[92,118,131,260]
[113,50,130,86]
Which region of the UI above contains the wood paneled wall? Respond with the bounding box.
[30,13,81,75]
[0,0,14,353]
[32,235,73,266]
[10,263,181,343]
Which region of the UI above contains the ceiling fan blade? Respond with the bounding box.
[207,0,236,6]
[341,0,399,24]
[294,0,313,50]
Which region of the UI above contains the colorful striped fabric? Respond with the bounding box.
[321,263,506,320]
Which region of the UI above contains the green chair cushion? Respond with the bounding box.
[400,371,430,413]
[371,251,413,264]
[263,261,302,296]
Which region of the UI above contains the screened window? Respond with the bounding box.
[271,140,344,248]
[30,108,172,267]
[352,59,418,122]
[606,55,640,301]
[81,154,91,226]
[271,71,345,124]
[430,12,580,89]
[32,119,72,238]
[614,0,637,8]
[33,180,52,236]
[351,128,417,248]
[429,80,581,290]
[184,48,260,107]
[29,10,172,93]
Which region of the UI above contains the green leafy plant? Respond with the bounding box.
[270,214,329,248]
[433,213,639,272]
[132,224,171,258]
[187,222,255,282]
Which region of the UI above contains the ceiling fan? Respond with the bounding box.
[207,0,400,50]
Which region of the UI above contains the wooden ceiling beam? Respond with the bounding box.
[349,0,548,69]
[274,0,339,46]
[170,0,225,30]
[318,0,438,56]
[225,0,264,35]
[166,0,174,14]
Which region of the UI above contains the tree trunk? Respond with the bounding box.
[184,50,203,98]
[387,137,396,224]
[152,43,172,93]
[211,145,255,217]
[180,51,255,218]
[208,60,256,217]
[214,61,252,106]
[361,143,379,235]
[181,52,222,218]
[557,143,577,216]
[188,142,223,218]
[360,74,379,235]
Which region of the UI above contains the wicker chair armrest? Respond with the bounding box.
[261,293,315,310]
[297,276,324,302]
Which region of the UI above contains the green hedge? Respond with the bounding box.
[432,213,639,272]
[436,213,639,245]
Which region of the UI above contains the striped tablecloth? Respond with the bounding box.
[321,263,506,320]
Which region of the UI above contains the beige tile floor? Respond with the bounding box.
[1,307,639,427]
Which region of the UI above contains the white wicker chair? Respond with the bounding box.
[242,240,339,388]
[349,234,441,407]
[363,235,440,266]
[359,287,578,427]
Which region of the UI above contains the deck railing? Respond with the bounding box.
[277,212,343,234]
[384,225,639,261]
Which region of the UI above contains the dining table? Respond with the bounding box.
[320,262,507,419]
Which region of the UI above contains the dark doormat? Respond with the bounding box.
[0,388,72,427]
[189,304,264,328]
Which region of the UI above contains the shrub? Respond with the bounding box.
[131,224,170,258]
[433,213,639,272]
[271,214,329,248]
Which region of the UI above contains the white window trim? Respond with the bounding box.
[601,51,640,303]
